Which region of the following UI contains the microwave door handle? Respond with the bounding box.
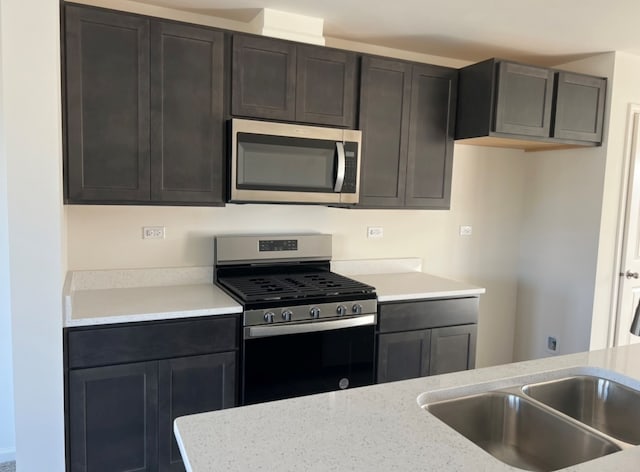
[334,142,346,192]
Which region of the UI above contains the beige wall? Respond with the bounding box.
[591,52,640,349]
[67,145,526,368]
[1,0,66,467]
[0,2,15,461]
[513,53,616,361]
[512,52,640,361]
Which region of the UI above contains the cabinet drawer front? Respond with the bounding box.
[68,316,239,369]
[378,298,478,333]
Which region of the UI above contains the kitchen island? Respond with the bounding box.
[174,344,640,471]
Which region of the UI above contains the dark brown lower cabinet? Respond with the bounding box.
[158,353,236,472]
[376,298,478,384]
[65,316,239,472]
[429,324,477,376]
[69,362,159,472]
[377,330,431,383]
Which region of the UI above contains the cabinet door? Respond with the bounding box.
[68,362,158,472]
[553,72,606,143]
[65,5,151,202]
[150,22,225,204]
[358,57,412,207]
[405,64,457,208]
[232,35,296,121]
[494,62,554,137]
[429,324,477,376]
[158,352,236,472]
[377,330,431,383]
[295,45,356,127]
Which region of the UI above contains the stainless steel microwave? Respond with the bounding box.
[230,118,362,204]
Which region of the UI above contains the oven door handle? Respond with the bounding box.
[334,142,346,192]
[245,314,376,339]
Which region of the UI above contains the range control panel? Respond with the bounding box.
[244,298,378,326]
[258,239,298,252]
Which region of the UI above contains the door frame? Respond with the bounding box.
[608,104,640,346]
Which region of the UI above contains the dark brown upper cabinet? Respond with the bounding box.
[455,58,606,151]
[64,4,226,205]
[494,62,554,138]
[358,56,457,209]
[65,5,151,202]
[232,34,357,128]
[231,35,296,122]
[553,71,606,142]
[150,22,225,204]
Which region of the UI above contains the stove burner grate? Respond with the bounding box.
[218,270,374,302]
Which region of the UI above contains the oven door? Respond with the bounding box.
[242,318,375,405]
[230,118,361,204]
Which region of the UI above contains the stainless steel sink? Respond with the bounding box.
[426,391,621,471]
[522,375,640,445]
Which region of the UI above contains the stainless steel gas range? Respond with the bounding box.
[214,234,377,405]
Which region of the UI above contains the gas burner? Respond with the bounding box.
[217,270,374,304]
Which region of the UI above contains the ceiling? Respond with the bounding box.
[135,0,640,66]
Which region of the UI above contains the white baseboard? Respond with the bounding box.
[0,448,15,463]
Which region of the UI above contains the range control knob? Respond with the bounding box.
[264,312,275,323]
[310,307,321,319]
[352,303,363,315]
[281,310,293,322]
[336,304,347,316]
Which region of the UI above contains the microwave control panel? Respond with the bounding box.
[342,142,359,193]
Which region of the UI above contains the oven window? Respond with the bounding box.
[237,133,336,192]
[243,325,375,405]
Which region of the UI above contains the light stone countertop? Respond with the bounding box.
[63,261,484,327]
[349,271,486,302]
[174,344,640,472]
[63,267,242,327]
[332,258,485,302]
[66,284,242,327]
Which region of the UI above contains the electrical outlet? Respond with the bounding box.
[459,225,473,236]
[142,226,165,240]
[547,336,558,354]
[367,226,384,239]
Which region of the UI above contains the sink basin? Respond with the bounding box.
[522,375,640,445]
[426,392,621,471]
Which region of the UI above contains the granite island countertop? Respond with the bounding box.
[174,344,640,472]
